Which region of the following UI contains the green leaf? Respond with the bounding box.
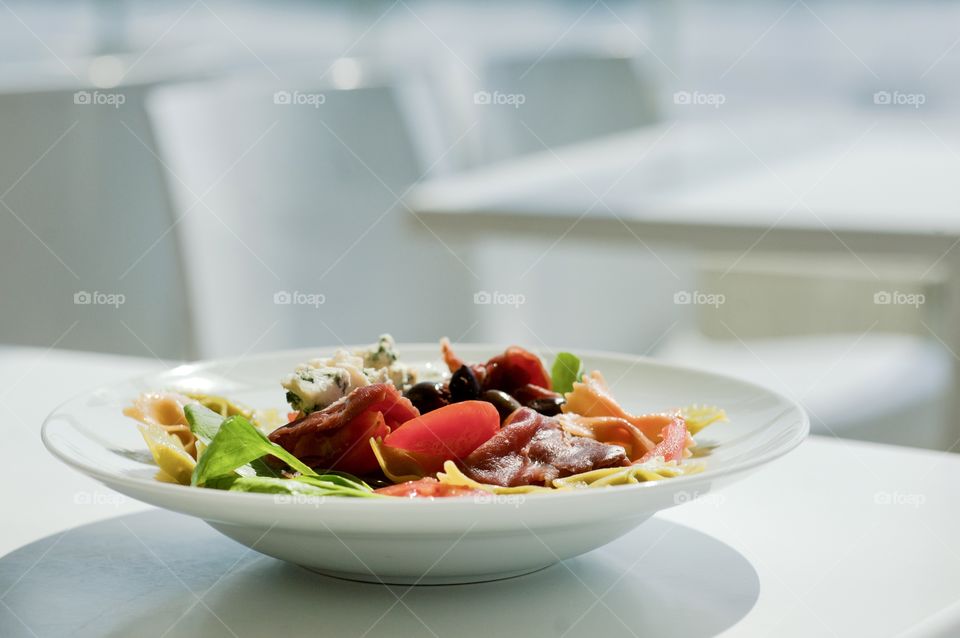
[191,415,316,486]
[227,476,332,496]
[294,474,375,495]
[551,352,583,395]
[184,403,226,445]
[186,405,281,478]
[204,475,240,490]
[222,476,380,498]
[296,471,372,491]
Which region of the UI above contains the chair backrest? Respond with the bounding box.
[148,70,477,357]
[421,52,660,172]
[0,82,193,359]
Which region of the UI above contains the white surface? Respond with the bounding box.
[40,344,807,585]
[410,115,960,237]
[2,346,960,636]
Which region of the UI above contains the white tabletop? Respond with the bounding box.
[411,114,960,240]
[1,346,958,637]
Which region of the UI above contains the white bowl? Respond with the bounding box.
[42,344,808,585]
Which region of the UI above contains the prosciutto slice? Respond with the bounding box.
[459,408,627,487]
[440,339,552,394]
[268,383,418,474]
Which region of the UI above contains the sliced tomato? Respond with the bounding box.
[483,346,552,393]
[375,477,486,498]
[639,415,688,463]
[383,401,500,466]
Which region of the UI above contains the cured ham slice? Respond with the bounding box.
[459,408,627,487]
[557,414,655,462]
[562,371,677,441]
[440,339,552,394]
[268,383,418,474]
[483,347,552,393]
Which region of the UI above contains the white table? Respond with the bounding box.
[1,347,959,637]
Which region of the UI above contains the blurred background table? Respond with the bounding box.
[2,347,960,637]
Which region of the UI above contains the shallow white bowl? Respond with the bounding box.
[42,344,808,584]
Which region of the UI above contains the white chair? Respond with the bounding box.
[147,70,477,358]
[656,253,953,450]
[0,82,193,359]
[415,52,661,173]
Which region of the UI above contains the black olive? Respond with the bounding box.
[404,381,448,414]
[480,390,521,421]
[448,365,481,402]
[526,397,565,417]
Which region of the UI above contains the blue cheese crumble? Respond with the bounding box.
[282,334,416,414]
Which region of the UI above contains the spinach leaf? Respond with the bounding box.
[184,403,226,445]
[227,476,331,496]
[294,474,376,496]
[551,352,583,395]
[224,475,380,498]
[191,415,316,486]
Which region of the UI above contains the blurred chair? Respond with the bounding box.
[465,233,695,357]
[411,52,660,174]
[656,252,953,450]
[147,69,476,358]
[0,82,193,359]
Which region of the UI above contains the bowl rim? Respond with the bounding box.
[41,342,810,510]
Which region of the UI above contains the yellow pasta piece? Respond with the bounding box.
[138,423,196,486]
[124,392,197,457]
[552,460,703,489]
[437,461,560,494]
[185,393,253,419]
[681,405,728,435]
[369,437,423,484]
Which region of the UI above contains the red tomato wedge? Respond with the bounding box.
[375,477,486,498]
[639,415,688,463]
[383,401,500,463]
